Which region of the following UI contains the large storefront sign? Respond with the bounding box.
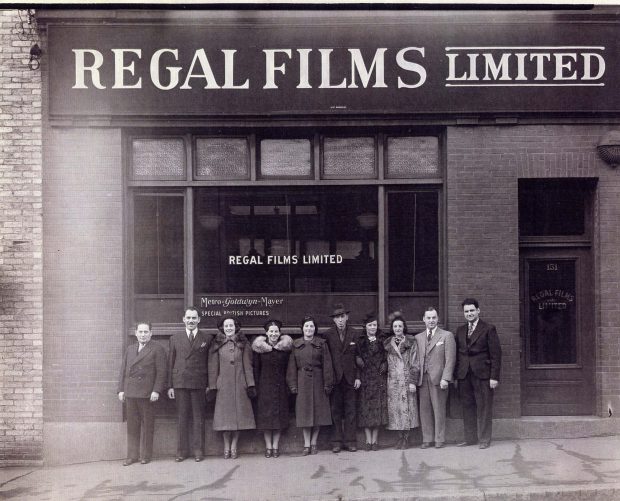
[46,15,619,116]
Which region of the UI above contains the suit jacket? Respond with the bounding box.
[455,319,502,381]
[167,329,213,390]
[118,340,167,398]
[322,324,360,385]
[415,327,456,386]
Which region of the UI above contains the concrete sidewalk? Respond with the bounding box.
[2,436,620,500]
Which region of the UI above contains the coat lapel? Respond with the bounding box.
[468,321,484,345]
[427,329,441,352]
[131,342,151,366]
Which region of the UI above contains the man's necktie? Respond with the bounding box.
[138,343,144,352]
[190,331,195,343]
[467,322,474,337]
[427,330,432,343]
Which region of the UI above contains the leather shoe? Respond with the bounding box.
[332,445,341,453]
[346,445,357,452]
[194,455,203,462]
[457,441,476,447]
[371,443,379,451]
[479,442,490,449]
[123,458,137,466]
[265,449,272,458]
[174,456,186,463]
[435,442,445,449]
[420,442,432,449]
[223,450,231,459]
[273,448,280,458]
[302,447,311,456]
[140,459,150,465]
[310,445,318,455]
[231,449,238,459]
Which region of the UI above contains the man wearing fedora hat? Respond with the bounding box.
[322,303,361,453]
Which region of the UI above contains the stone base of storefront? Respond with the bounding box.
[42,416,620,466]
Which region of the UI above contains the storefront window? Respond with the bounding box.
[322,137,376,179]
[195,137,250,180]
[133,194,184,294]
[131,138,185,180]
[386,136,439,178]
[259,139,313,178]
[387,190,439,319]
[194,186,378,295]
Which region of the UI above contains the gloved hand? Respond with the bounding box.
[206,388,217,402]
[246,386,257,399]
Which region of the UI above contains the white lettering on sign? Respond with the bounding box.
[445,46,605,86]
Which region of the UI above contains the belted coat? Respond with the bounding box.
[286,336,334,427]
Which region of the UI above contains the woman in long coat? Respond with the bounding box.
[384,313,420,449]
[252,319,293,458]
[208,316,256,459]
[356,312,388,451]
[286,315,334,455]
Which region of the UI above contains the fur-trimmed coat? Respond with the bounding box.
[208,332,256,431]
[252,335,293,430]
[384,335,420,430]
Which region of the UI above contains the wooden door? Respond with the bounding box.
[520,248,595,415]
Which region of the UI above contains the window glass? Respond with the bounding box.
[519,180,588,236]
[195,137,250,180]
[131,138,185,179]
[386,136,440,178]
[323,137,376,179]
[134,194,184,294]
[194,187,378,294]
[388,191,439,292]
[260,139,312,178]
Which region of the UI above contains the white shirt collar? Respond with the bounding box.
[186,328,197,338]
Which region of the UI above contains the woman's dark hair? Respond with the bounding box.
[217,315,241,334]
[300,315,317,333]
[389,313,408,335]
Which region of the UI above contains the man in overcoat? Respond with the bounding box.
[118,321,167,465]
[455,298,502,449]
[322,303,361,452]
[167,306,213,462]
[415,306,456,449]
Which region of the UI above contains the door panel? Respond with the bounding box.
[521,249,594,416]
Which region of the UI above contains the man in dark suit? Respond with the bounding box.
[455,298,502,449]
[118,321,167,466]
[322,303,361,453]
[415,306,456,449]
[167,306,213,462]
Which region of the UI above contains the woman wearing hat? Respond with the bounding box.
[384,313,420,449]
[356,312,389,451]
[286,315,334,455]
[208,315,256,459]
[252,319,293,458]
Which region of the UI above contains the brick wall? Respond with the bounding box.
[43,127,123,422]
[446,126,521,418]
[0,10,43,463]
[447,124,620,419]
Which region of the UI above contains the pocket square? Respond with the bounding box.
[349,342,356,345]
[200,342,207,348]
[436,341,444,346]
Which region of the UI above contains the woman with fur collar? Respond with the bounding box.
[384,313,420,450]
[208,316,256,459]
[252,319,293,458]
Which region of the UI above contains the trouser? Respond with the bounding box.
[126,397,154,461]
[419,373,448,444]
[330,380,357,446]
[459,370,494,445]
[175,388,206,456]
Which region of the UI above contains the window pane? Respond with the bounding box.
[260,139,312,178]
[194,187,378,295]
[195,137,249,180]
[527,259,577,364]
[132,138,185,179]
[323,137,376,178]
[519,180,587,236]
[388,191,439,292]
[134,195,184,294]
[386,136,440,178]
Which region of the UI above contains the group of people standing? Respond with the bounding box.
[117,299,501,466]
